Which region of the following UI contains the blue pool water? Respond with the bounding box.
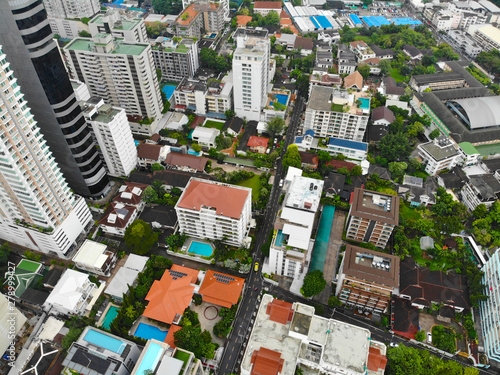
[188,241,214,257]
[84,329,126,354]
[310,206,336,272]
[188,148,202,156]
[275,230,285,247]
[101,306,120,330]
[134,140,140,146]
[208,33,217,38]
[161,84,176,100]
[274,94,288,106]
[113,0,124,3]
[359,98,370,110]
[134,323,168,342]
[135,343,164,375]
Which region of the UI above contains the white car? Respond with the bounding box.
[389,342,399,348]
[427,332,432,343]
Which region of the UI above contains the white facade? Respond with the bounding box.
[303,86,369,142]
[0,47,92,259]
[480,251,500,362]
[175,178,252,247]
[82,99,138,177]
[469,23,500,51]
[44,269,97,315]
[71,79,91,102]
[72,239,117,277]
[417,138,462,176]
[64,34,163,121]
[192,126,220,148]
[89,12,147,43]
[43,0,100,19]
[152,38,199,82]
[233,31,270,121]
[49,18,89,39]
[449,30,483,58]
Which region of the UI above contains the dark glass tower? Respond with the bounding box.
[0,0,110,197]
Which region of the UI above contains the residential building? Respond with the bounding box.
[233,28,271,121]
[199,270,245,307]
[143,265,199,325]
[0,294,27,357]
[98,202,139,236]
[417,136,462,176]
[0,1,110,197]
[337,44,357,75]
[247,136,269,154]
[241,294,388,375]
[448,29,483,58]
[458,142,481,166]
[175,2,225,39]
[309,71,342,95]
[81,98,138,178]
[175,178,252,246]
[89,11,147,43]
[399,259,469,312]
[379,77,404,100]
[370,44,395,60]
[327,137,368,160]
[349,40,376,61]
[480,250,500,362]
[114,182,149,211]
[344,71,364,90]
[64,34,163,121]
[137,144,169,167]
[165,153,209,173]
[0,46,94,258]
[104,254,148,301]
[409,73,468,92]
[205,74,233,116]
[315,47,335,69]
[268,176,324,278]
[63,327,142,375]
[192,127,220,148]
[152,38,199,82]
[461,174,500,211]
[72,240,117,277]
[48,18,90,39]
[304,87,370,142]
[43,269,97,315]
[299,152,319,169]
[397,175,438,207]
[372,106,396,126]
[253,1,282,16]
[336,244,400,315]
[345,188,400,249]
[72,79,91,101]
[43,0,99,18]
[403,44,424,60]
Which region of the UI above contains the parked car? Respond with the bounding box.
[254,262,259,272]
[389,342,399,347]
[427,332,432,343]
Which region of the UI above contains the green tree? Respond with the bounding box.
[142,186,159,203]
[224,109,235,120]
[317,150,332,163]
[263,10,280,26]
[472,203,488,219]
[415,330,426,342]
[388,161,408,177]
[191,143,202,153]
[378,132,412,162]
[357,64,371,79]
[151,163,164,171]
[406,121,424,138]
[174,325,216,359]
[0,243,10,269]
[378,59,392,76]
[265,117,285,138]
[152,0,182,14]
[282,144,302,170]
[328,295,342,307]
[78,30,91,37]
[124,220,159,255]
[300,270,327,298]
[351,165,363,176]
[62,327,83,350]
[429,129,441,139]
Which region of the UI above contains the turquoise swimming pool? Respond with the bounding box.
[188,241,214,257]
[83,329,126,354]
[135,342,164,375]
[134,140,140,146]
[101,306,120,330]
[359,97,370,110]
[134,323,168,341]
[161,84,176,100]
[275,230,285,247]
[309,206,335,272]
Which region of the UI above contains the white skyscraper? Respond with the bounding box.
[43,0,100,19]
[64,34,163,121]
[232,29,270,121]
[0,46,92,258]
[82,98,138,178]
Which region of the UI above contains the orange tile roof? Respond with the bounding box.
[280,9,289,18]
[367,346,388,372]
[254,1,282,9]
[177,179,250,219]
[266,299,293,325]
[171,264,199,284]
[247,136,269,148]
[164,324,182,348]
[199,270,244,308]
[237,15,253,26]
[176,4,199,26]
[250,348,284,375]
[280,19,292,26]
[344,71,363,90]
[143,267,197,324]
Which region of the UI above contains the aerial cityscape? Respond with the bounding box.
[2,0,500,374]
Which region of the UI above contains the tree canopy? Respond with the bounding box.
[282,144,302,170]
[152,0,182,15]
[266,117,285,139]
[300,270,326,298]
[124,220,159,255]
[378,132,412,162]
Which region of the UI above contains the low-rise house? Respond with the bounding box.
[397,175,439,207]
[253,1,282,16]
[371,106,396,126]
[370,44,395,60]
[361,57,382,75]
[43,269,97,315]
[199,270,245,307]
[137,144,168,168]
[0,294,27,355]
[294,36,314,56]
[165,153,208,173]
[323,172,346,197]
[327,137,368,160]
[113,182,149,211]
[140,206,178,231]
[309,71,342,95]
[72,240,117,277]
[336,244,400,314]
[236,15,253,27]
[349,40,376,61]
[192,127,220,148]
[276,33,296,49]
[299,151,319,169]
[337,44,357,75]
[98,202,139,236]
[461,174,500,211]
[104,254,148,301]
[294,129,315,151]
[417,136,462,176]
[224,117,244,137]
[315,47,335,69]
[379,77,405,100]
[344,71,364,90]
[247,135,269,154]
[403,44,424,60]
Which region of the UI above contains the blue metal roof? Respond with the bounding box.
[349,14,362,25]
[295,136,304,143]
[304,129,315,137]
[328,137,368,151]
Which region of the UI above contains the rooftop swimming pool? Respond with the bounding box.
[359,98,370,110]
[83,329,126,354]
[161,84,176,100]
[188,241,213,257]
[134,323,168,342]
[275,230,285,247]
[135,342,164,375]
[101,306,120,330]
[310,206,335,272]
[271,94,288,107]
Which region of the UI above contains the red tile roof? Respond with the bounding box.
[250,348,284,375]
[266,299,293,325]
[177,179,250,219]
[150,133,161,143]
[143,266,198,324]
[176,3,199,25]
[326,159,357,171]
[344,71,363,90]
[164,324,182,348]
[367,346,388,372]
[299,151,319,168]
[199,270,244,308]
[137,144,163,161]
[247,136,269,148]
[113,182,149,206]
[237,15,253,26]
[98,202,136,229]
[254,1,282,9]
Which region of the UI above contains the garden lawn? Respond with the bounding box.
[173,349,191,365]
[400,205,421,222]
[204,120,225,130]
[236,175,261,201]
[389,68,405,82]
